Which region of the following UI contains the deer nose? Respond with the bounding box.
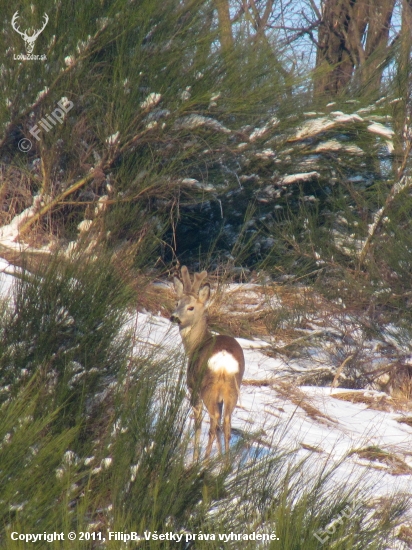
[170,314,181,324]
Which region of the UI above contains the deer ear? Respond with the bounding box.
[198,283,210,304]
[173,277,184,298]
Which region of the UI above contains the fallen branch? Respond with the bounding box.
[331,354,354,389]
[18,173,95,236]
[270,330,326,354]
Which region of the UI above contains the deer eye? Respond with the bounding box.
[187,306,194,311]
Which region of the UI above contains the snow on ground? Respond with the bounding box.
[1,257,412,514]
[129,305,412,504]
[0,257,20,296]
[0,195,52,253]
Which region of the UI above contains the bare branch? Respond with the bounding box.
[308,0,322,21]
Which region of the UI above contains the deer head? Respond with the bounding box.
[171,266,210,330]
[12,12,49,54]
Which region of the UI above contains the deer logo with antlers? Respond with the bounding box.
[12,12,49,54]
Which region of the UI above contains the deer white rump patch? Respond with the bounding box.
[208,351,239,374]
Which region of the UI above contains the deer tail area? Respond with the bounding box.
[217,377,240,419]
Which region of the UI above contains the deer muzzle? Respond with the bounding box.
[170,314,181,324]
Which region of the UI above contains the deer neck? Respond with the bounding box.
[180,317,211,356]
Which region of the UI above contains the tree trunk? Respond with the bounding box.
[393,0,412,173]
[360,0,396,92]
[315,0,395,96]
[315,0,358,95]
[214,0,233,55]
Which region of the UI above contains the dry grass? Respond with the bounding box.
[136,279,174,317]
[398,523,412,547]
[349,446,412,475]
[242,378,278,387]
[331,390,412,413]
[300,443,323,453]
[396,416,412,427]
[207,281,280,339]
[387,365,412,401]
[274,381,337,425]
[0,162,71,249]
[145,273,285,338]
[0,165,34,226]
[331,391,394,411]
[242,378,337,426]
[0,244,54,274]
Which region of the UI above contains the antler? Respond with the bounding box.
[192,271,207,294]
[11,12,49,40]
[180,266,192,293]
[180,266,207,295]
[11,12,26,37]
[30,13,49,40]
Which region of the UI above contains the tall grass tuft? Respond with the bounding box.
[0,250,132,435]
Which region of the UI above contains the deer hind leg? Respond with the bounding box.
[215,401,223,454]
[223,391,238,454]
[204,400,223,459]
[192,401,203,462]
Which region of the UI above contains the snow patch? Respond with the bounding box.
[174,114,231,134]
[278,172,320,185]
[140,93,162,110]
[367,123,394,139]
[106,131,119,145]
[0,196,52,253]
[293,114,363,140]
[314,139,364,155]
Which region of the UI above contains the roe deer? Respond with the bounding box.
[170,266,245,460]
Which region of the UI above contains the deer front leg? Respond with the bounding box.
[192,401,203,461]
